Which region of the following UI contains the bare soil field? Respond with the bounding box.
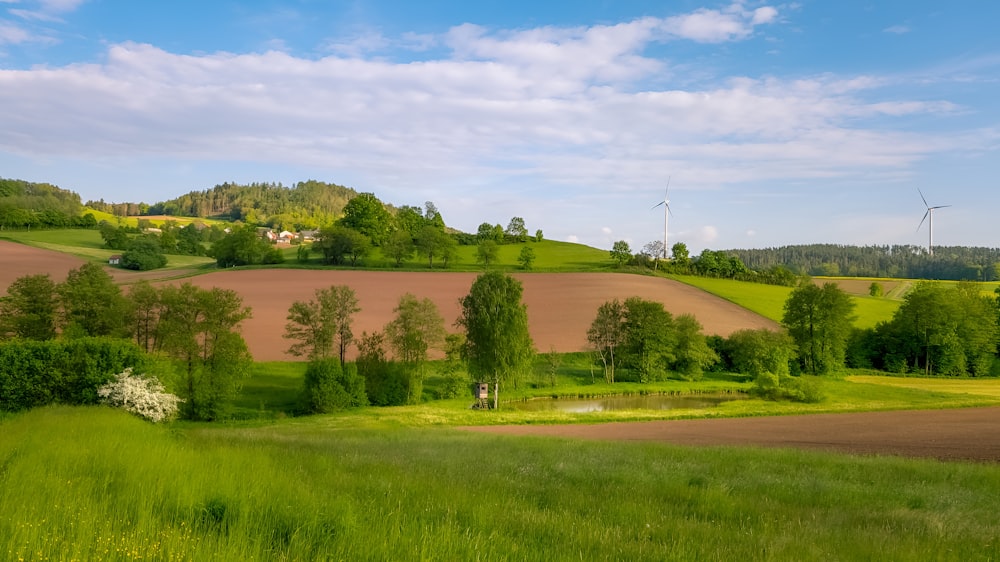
[0,240,86,294]
[1,242,779,361]
[464,407,1000,462]
[814,277,902,296]
[177,270,779,361]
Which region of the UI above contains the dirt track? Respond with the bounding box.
[463,407,1000,462]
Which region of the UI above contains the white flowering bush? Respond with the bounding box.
[97,368,182,423]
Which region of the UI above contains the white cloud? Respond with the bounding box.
[601,226,612,235]
[566,235,579,243]
[0,22,30,44]
[658,2,778,43]
[700,226,719,243]
[883,25,911,35]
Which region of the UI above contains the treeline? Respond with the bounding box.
[725,244,1000,281]
[111,180,362,230]
[0,177,94,229]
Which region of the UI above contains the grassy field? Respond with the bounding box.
[288,238,615,272]
[0,228,216,270]
[670,274,901,328]
[2,389,1000,561]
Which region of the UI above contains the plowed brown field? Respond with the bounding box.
[179,270,779,361]
[463,407,1000,462]
[1,241,779,361]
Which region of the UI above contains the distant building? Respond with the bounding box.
[108,255,122,266]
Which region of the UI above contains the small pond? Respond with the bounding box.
[509,393,745,413]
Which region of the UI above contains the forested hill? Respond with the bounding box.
[725,244,1000,281]
[0,177,87,228]
[141,180,360,227]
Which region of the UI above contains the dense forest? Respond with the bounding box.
[724,244,1000,282]
[0,178,93,229]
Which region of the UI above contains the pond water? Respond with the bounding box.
[509,393,745,413]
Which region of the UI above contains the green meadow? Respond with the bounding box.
[3,373,1000,561]
[0,228,216,271]
[670,274,901,328]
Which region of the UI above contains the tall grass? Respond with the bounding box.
[2,406,999,560]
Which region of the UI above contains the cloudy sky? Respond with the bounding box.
[1,1,998,253]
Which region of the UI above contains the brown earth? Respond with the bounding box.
[0,240,86,294]
[463,407,1000,462]
[813,277,901,296]
[175,270,779,361]
[1,241,778,361]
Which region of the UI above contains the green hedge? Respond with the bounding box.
[0,338,147,412]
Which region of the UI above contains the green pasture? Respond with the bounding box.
[228,355,1000,425]
[0,228,216,271]
[3,386,1000,561]
[289,238,615,272]
[670,274,900,328]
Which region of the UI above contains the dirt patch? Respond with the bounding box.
[462,407,1000,462]
[172,270,780,362]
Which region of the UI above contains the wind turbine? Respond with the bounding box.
[917,189,950,256]
[651,177,672,259]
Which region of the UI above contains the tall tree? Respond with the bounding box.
[670,314,718,379]
[457,271,535,409]
[505,216,528,242]
[781,282,856,374]
[58,262,129,338]
[156,283,253,420]
[383,229,415,267]
[384,293,446,403]
[415,225,449,268]
[384,293,446,365]
[340,192,392,245]
[126,280,161,353]
[587,298,626,383]
[0,274,59,340]
[620,297,675,382]
[476,240,499,268]
[284,285,360,364]
[610,240,631,267]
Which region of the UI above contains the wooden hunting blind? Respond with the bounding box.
[475,382,489,400]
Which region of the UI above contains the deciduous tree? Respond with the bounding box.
[284,285,360,364]
[0,274,58,340]
[587,299,626,383]
[457,271,534,409]
[781,282,855,374]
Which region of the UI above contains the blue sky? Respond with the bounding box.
[1,1,998,253]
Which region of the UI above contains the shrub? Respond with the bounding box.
[0,338,147,412]
[98,368,182,422]
[301,359,367,414]
[750,373,825,403]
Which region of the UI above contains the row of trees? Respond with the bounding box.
[0,264,255,420]
[283,271,535,411]
[728,244,1000,281]
[587,297,717,383]
[774,280,998,378]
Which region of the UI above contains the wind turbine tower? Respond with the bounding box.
[917,189,950,256]
[652,177,672,259]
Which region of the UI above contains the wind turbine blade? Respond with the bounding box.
[651,201,665,210]
[666,203,674,217]
[930,205,951,210]
[917,210,929,232]
[664,176,671,198]
[918,188,929,208]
